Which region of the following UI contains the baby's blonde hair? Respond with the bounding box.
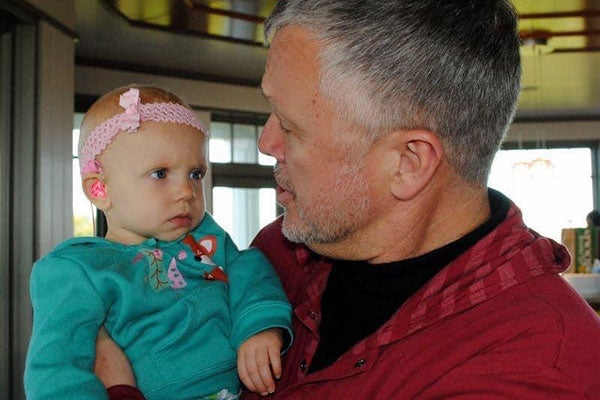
[78,84,191,158]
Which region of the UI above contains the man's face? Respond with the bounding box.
[259,26,374,248]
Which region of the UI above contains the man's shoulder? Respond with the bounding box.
[522,274,600,339]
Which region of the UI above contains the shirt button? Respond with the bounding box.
[300,360,308,372]
[307,310,317,319]
[354,359,366,368]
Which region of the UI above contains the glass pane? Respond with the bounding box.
[73,112,83,154]
[212,187,277,248]
[257,125,277,166]
[489,148,593,242]
[209,122,232,163]
[232,123,257,163]
[73,113,94,236]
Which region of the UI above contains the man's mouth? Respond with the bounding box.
[274,164,293,193]
[275,183,294,206]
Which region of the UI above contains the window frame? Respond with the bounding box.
[208,110,280,209]
[500,139,600,209]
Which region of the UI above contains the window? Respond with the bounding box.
[74,109,599,250]
[72,112,95,236]
[212,187,276,248]
[489,147,594,242]
[209,119,278,248]
[209,121,274,166]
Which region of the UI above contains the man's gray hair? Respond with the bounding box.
[265,0,521,185]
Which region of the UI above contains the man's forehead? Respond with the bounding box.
[267,27,321,66]
[263,27,321,88]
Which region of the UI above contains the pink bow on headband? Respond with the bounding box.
[118,88,142,132]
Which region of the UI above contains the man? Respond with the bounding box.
[100,0,600,398]
[246,0,600,398]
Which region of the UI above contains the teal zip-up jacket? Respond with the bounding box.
[25,213,292,400]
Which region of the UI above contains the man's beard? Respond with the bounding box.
[274,162,371,245]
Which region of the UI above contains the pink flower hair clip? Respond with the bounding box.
[118,88,142,133]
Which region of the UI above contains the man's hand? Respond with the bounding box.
[237,328,284,396]
[94,326,136,388]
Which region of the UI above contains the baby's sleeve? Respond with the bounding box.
[24,255,108,400]
[222,234,293,351]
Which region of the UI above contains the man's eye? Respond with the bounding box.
[279,122,291,133]
[189,170,204,180]
[150,169,167,179]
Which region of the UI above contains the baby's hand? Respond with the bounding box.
[237,328,284,396]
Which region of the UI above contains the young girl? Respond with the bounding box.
[25,85,292,400]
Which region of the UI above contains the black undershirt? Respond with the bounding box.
[308,189,510,373]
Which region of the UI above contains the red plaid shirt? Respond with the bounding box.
[245,201,600,399]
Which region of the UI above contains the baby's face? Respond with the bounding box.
[99,121,208,244]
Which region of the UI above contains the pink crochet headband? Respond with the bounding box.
[79,88,208,174]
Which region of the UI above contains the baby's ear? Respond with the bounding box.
[82,173,111,210]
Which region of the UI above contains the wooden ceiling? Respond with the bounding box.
[76,0,600,119]
[102,0,600,51]
[102,0,276,46]
[515,0,600,52]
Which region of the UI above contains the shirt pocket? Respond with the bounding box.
[132,282,238,394]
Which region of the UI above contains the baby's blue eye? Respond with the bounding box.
[190,170,203,180]
[151,169,167,179]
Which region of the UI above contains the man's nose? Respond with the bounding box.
[258,114,285,163]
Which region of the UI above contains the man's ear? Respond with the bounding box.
[82,173,111,210]
[388,129,443,200]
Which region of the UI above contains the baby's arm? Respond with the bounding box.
[24,256,108,399]
[219,230,292,395]
[237,328,284,396]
